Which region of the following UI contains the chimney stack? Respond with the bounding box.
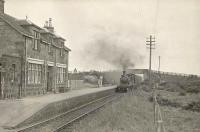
[44,18,54,33]
[0,0,5,14]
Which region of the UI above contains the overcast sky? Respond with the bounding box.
[5,0,200,75]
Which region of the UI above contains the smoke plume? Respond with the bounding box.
[83,33,144,70]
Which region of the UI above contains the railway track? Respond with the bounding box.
[13,93,122,132]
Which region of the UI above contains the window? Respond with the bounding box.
[26,38,33,46]
[33,31,40,50]
[56,67,65,83]
[63,69,66,82]
[60,42,64,56]
[28,63,42,84]
[48,37,53,54]
[48,44,51,53]
[60,48,63,56]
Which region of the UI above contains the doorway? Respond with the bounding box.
[0,71,1,99]
[0,63,4,99]
[47,66,53,92]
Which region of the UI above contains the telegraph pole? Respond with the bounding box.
[146,35,156,81]
[74,68,77,90]
[158,56,161,82]
[146,35,156,123]
[158,56,160,71]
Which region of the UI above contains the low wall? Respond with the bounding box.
[16,87,116,128]
[69,80,85,89]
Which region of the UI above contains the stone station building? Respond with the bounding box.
[0,0,71,99]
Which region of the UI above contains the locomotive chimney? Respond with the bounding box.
[122,70,126,76]
[122,65,126,75]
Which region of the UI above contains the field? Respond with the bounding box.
[72,81,200,132]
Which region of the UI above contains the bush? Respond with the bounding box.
[183,101,200,112]
[83,75,98,84]
[141,85,152,92]
[158,98,180,107]
[158,81,200,94]
[159,81,184,92]
[179,91,186,96]
[185,86,200,94]
[148,95,181,108]
[148,96,153,102]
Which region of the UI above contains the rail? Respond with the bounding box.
[53,94,122,132]
[13,93,121,132]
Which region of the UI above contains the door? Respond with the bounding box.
[0,70,4,99]
[47,66,53,92]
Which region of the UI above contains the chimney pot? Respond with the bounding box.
[49,18,52,27]
[44,18,54,33]
[44,20,48,27]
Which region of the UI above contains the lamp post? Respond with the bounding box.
[74,68,77,90]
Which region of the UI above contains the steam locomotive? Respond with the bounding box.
[116,71,136,92]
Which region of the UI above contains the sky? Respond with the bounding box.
[4,0,200,75]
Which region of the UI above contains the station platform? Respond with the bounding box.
[0,85,116,130]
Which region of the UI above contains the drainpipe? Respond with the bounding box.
[19,53,23,99]
[54,48,57,93]
[44,44,47,95]
[24,36,27,97]
[65,52,69,92]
